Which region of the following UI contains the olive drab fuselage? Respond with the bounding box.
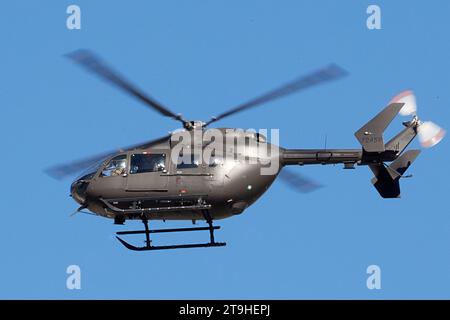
[71,129,281,221]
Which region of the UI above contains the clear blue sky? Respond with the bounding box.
[1,1,450,299]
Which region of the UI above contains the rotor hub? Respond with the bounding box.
[184,120,205,130]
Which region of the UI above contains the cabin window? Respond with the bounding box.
[130,153,166,174]
[101,155,127,177]
[208,151,223,167]
[208,157,223,167]
[176,153,200,169]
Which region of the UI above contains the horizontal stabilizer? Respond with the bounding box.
[355,103,405,153]
[369,150,420,198]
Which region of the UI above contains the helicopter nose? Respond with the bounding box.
[70,179,89,205]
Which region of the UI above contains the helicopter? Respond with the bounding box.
[47,50,445,251]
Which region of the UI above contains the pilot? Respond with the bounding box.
[111,164,126,176]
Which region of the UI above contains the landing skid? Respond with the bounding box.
[116,237,226,251]
[115,210,226,251]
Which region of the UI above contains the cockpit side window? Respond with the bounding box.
[130,153,166,174]
[101,155,127,177]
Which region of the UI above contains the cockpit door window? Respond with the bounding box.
[126,152,169,191]
[130,153,166,174]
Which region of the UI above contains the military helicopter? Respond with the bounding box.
[47,50,445,251]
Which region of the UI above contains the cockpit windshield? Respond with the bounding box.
[75,159,105,181]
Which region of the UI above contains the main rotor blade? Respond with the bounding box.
[205,64,347,126]
[66,50,187,126]
[278,168,322,193]
[45,135,170,180]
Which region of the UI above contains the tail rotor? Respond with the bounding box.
[390,90,445,148]
[417,121,446,148]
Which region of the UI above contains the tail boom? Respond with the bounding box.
[281,149,362,166]
[281,148,398,167]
